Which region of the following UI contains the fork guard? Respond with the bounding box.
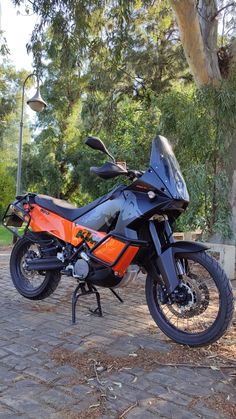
[157,241,209,293]
[149,221,209,293]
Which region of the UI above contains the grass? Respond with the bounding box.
[0,225,28,246]
[0,225,13,246]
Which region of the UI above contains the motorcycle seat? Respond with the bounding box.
[34,186,124,221]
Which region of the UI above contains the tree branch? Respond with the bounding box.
[211,2,236,21]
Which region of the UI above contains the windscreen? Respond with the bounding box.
[150,136,189,200]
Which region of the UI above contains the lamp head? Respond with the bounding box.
[27,87,47,112]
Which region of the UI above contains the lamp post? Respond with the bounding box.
[16,73,47,197]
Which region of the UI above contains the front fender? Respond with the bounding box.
[156,241,208,293]
[149,221,208,294]
[167,240,209,254]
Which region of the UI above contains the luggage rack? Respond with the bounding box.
[2,198,31,239]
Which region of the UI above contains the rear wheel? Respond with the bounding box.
[146,251,234,346]
[10,237,61,300]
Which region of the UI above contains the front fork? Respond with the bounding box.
[148,220,208,295]
[149,220,179,293]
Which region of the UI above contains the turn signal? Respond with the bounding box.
[148,191,156,199]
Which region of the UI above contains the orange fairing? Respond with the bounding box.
[29,204,139,277]
[113,246,139,277]
[29,204,105,246]
[92,237,139,276]
[93,237,126,264]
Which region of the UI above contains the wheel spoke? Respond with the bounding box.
[20,244,46,290]
[154,255,221,335]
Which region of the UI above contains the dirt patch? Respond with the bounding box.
[61,390,107,419]
[189,392,236,419]
[62,406,106,419]
[31,304,57,313]
[51,343,236,379]
[148,320,236,364]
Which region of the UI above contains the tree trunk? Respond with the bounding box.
[169,0,222,86]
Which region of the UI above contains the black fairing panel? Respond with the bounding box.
[133,169,172,198]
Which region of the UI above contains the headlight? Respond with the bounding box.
[175,171,185,195]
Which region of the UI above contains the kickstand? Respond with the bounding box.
[72,282,102,324]
[109,288,124,303]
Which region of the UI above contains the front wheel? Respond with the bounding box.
[146,251,234,346]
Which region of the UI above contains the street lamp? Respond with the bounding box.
[16,73,47,197]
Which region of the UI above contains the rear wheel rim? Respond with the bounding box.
[17,243,48,291]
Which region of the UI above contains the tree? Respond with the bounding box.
[169,0,236,241]
[15,0,188,203]
[0,33,31,211]
[12,0,236,240]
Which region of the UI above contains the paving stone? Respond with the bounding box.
[0,251,234,419]
[25,367,60,383]
[142,398,197,419]
[0,355,33,372]
[0,349,8,359]
[69,384,91,398]
[0,395,44,415]
[5,344,36,358]
[38,388,77,409]
[0,385,8,393]
[145,370,181,387]
[146,388,193,407]
[125,406,161,419]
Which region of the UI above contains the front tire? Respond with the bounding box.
[10,237,61,300]
[146,251,234,346]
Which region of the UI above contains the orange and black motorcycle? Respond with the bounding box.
[3,135,234,346]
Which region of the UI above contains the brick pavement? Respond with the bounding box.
[0,249,235,419]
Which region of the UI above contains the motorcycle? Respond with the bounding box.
[3,135,234,346]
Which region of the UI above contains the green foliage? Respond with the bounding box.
[0,163,15,217]
[158,77,236,239]
[0,39,32,211]
[12,0,236,241]
[0,226,13,247]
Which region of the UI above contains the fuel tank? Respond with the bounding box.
[74,195,125,232]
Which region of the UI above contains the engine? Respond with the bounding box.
[59,249,139,288]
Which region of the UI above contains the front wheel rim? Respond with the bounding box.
[153,255,221,336]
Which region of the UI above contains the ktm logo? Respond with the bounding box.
[40,208,50,215]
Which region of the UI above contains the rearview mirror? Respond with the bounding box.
[85,136,115,161]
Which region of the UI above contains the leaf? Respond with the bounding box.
[89,403,100,409]
[210,366,219,370]
[113,381,122,388]
[129,353,138,357]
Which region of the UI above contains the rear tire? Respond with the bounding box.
[146,251,234,346]
[10,237,61,300]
